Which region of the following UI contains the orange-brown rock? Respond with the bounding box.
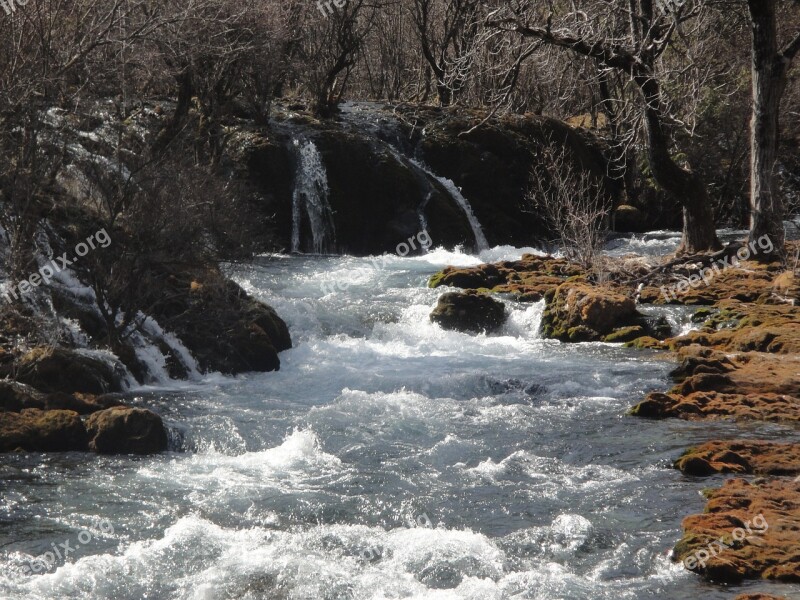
[631,390,799,422]
[428,254,582,302]
[734,594,790,600]
[669,301,800,355]
[630,347,799,422]
[674,478,800,583]
[85,407,168,455]
[674,441,800,476]
[639,266,778,305]
[0,409,89,452]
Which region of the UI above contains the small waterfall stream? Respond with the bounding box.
[291,139,337,254]
[411,159,490,251]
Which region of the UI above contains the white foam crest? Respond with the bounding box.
[501,301,544,340]
[138,429,343,500]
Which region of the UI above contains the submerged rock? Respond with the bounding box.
[430,291,507,334]
[0,409,89,452]
[85,407,168,455]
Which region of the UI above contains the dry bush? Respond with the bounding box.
[527,141,610,271]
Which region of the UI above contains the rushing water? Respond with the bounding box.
[1,244,799,600]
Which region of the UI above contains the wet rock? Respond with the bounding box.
[428,254,582,302]
[639,263,780,306]
[668,301,800,354]
[630,346,799,423]
[143,270,291,375]
[541,283,642,342]
[0,409,88,452]
[430,291,507,334]
[630,390,799,423]
[10,347,126,395]
[0,381,46,412]
[734,594,790,600]
[675,441,800,476]
[0,381,123,415]
[613,205,647,233]
[674,478,800,583]
[603,325,646,343]
[85,407,168,455]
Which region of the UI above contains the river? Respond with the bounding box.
[1,241,797,599]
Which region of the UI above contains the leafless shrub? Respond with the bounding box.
[527,141,610,271]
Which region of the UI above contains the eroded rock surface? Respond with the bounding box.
[674,479,800,583]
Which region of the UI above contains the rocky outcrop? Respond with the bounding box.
[541,282,669,343]
[85,407,168,455]
[674,479,800,583]
[429,254,582,302]
[668,301,800,354]
[0,381,123,414]
[124,267,292,375]
[430,292,507,334]
[9,347,127,395]
[674,441,800,477]
[0,409,88,452]
[630,346,799,423]
[0,398,168,454]
[240,105,619,254]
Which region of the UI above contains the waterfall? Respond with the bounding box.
[291,139,337,254]
[410,159,490,251]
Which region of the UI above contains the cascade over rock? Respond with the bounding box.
[239,104,617,255]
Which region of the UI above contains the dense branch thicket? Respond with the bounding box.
[0,0,798,267]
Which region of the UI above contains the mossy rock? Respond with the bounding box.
[603,326,646,343]
[430,291,507,334]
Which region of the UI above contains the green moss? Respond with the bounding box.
[623,336,662,350]
[428,272,447,288]
[603,326,645,343]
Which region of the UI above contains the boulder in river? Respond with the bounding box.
[430,291,507,334]
[0,409,89,452]
[10,347,126,395]
[541,283,639,342]
[0,380,123,414]
[85,407,168,455]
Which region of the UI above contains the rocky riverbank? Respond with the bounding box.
[428,245,800,593]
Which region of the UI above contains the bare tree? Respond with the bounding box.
[487,0,722,254]
[746,0,800,259]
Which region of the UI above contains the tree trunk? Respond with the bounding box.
[748,0,786,258]
[638,77,721,254]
